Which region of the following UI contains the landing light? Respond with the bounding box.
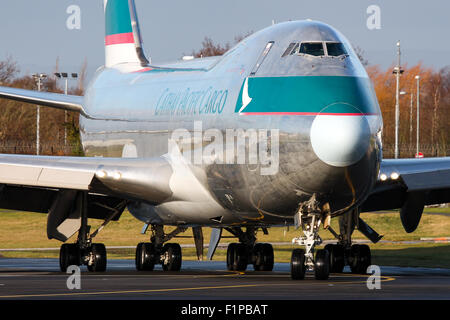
[96,170,107,178]
[113,171,122,180]
[390,172,400,180]
[379,173,388,181]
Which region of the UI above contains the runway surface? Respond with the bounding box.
[0,258,449,299]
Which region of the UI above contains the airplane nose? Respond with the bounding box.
[310,106,371,167]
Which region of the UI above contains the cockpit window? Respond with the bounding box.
[326,42,347,56]
[299,42,324,56]
[282,43,297,57]
[282,41,348,58]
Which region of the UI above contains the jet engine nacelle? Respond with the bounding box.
[400,191,426,233]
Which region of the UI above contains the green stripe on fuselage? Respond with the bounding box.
[235,76,380,115]
[105,0,132,36]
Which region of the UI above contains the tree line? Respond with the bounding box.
[0,57,84,156]
[367,64,449,157]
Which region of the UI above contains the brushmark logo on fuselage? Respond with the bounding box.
[155,87,228,116]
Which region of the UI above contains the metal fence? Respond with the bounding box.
[0,141,447,159]
[0,141,81,156]
[382,144,449,158]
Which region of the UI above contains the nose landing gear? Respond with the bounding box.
[290,196,377,280]
[291,211,331,280]
[290,195,332,280]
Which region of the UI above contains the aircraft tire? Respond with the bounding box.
[324,244,345,273]
[290,248,306,280]
[261,243,274,271]
[314,249,330,280]
[59,243,80,272]
[162,243,182,271]
[136,242,156,271]
[226,243,238,271]
[87,243,107,272]
[253,243,274,271]
[233,243,248,271]
[350,244,371,274]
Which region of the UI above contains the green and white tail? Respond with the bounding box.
[104,0,150,68]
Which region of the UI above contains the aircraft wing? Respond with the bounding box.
[361,157,450,212]
[0,153,173,215]
[0,86,87,116]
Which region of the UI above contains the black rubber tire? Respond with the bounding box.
[59,243,80,272]
[136,242,156,271]
[135,242,143,271]
[233,243,248,271]
[226,243,238,271]
[253,243,273,271]
[261,243,274,271]
[290,249,306,280]
[87,243,107,272]
[350,244,371,274]
[359,244,371,273]
[162,243,182,271]
[252,243,264,271]
[324,244,345,273]
[314,249,330,280]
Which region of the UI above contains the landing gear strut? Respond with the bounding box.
[225,227,274,272]
[291,195,331,280]
[135,225,186,272]
[325,208,372,274]
[59,193,123,272]
[290,196,374,280]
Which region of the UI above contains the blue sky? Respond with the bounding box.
[0,0,448,85]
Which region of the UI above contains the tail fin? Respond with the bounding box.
[104,0,150,68]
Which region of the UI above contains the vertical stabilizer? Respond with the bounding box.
[104,0,150,68]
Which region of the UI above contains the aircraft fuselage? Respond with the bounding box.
[80,21,383,226]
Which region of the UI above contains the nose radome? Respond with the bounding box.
[310,106,371,167]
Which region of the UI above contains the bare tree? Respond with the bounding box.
[191,32,253,58]
[0,56,19,84]
[353,46,369,67]
[192,37,231,58]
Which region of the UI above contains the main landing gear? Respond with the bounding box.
[60,243,107,272]
[225,227,274,272]
[290,198,373,280]
[59,193,124,272]
[135,225,186,271]
[330,208,372,274]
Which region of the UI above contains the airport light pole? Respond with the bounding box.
[54,72,78,147]
[409,92,413,148]
[392,41,404,159]
[415,75,420,156]
[32,73,47,155]
[400,90,414,149]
